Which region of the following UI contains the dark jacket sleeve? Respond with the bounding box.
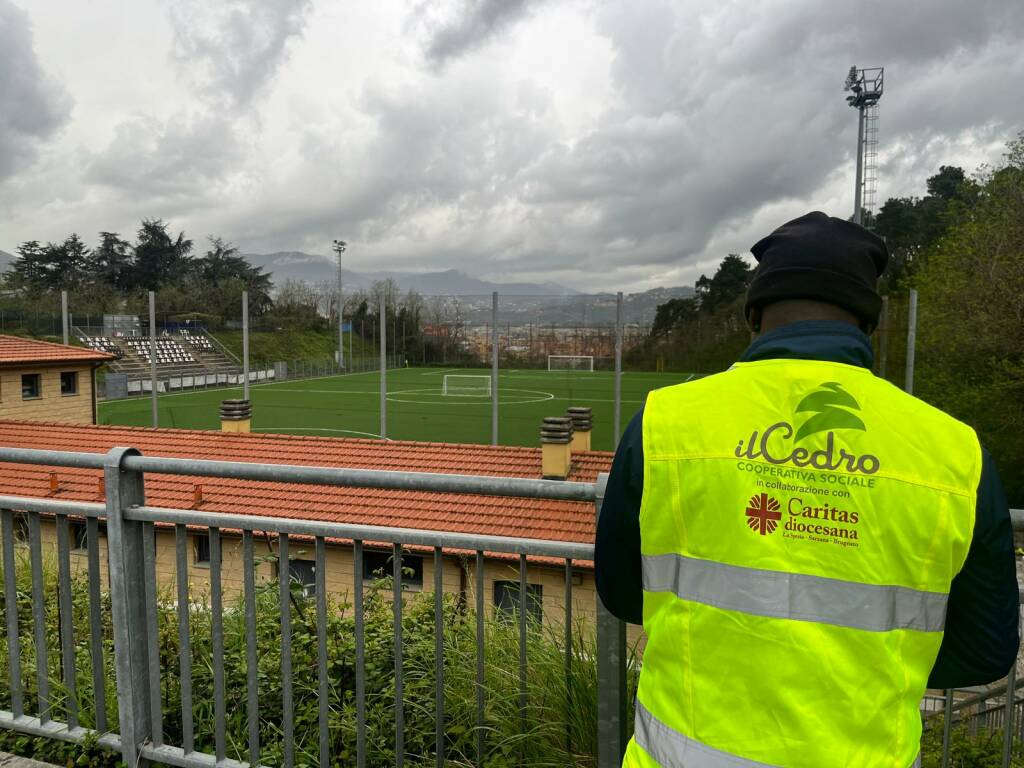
[928,447,1020,688]
[595,408,645,625]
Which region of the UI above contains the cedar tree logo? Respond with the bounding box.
[794,382,866,443]
[746,493,781,535]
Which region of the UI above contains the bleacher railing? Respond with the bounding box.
[0,447,627,768]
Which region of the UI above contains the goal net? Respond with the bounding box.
[442,374,492,396]
[547,355,595,372]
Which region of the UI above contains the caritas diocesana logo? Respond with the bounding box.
[745,493,781,535]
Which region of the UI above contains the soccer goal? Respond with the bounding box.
[547,355,595,372]
[442,374,492,397]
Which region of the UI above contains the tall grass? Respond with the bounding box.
[0,551,628,766]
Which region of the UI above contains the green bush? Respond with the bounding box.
[920,717,1024,767]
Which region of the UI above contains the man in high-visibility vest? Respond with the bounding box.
[596,211,1019,767]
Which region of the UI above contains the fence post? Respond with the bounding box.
[1003,635,1018,767]
[242,290,250,401]
[491,292,499,446]
[905,288,917,395]
[61,290,69,346]
[941,688,954,768]
[614,292,623,447]
[595,472,627,765]
[877,295,889,379]
[104,446,153,766]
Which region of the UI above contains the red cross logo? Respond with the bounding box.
[746,493,781,535]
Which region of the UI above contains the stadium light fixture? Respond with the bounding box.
[333,239,347,368]
[845,66,884,225]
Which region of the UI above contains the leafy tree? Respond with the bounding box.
[193,237,274,315]
[694,254,753,314]
[133,219,193,290]
[4,235,89,292]
[89,232,134,291]
[5,240,49,290]
[651,297,698,337]
[874,166,980,291]
[914,134,1024,504]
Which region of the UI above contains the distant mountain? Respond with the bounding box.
[459,285,696,325]
[243,251,577,296]
[0,250,13,270]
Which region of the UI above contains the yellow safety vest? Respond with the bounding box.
[626,358,980,768]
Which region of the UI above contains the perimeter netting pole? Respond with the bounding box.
[491,291,499,445]
[149,290,158,427]
[242,289,250,401]
[61,289,69,346]
[905,288,917,395]
[614,291,623,448]
[877,295,889,379]
[380,292,387,439]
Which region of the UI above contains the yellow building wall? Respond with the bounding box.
[18,519,608,633]
[0,365,95,424]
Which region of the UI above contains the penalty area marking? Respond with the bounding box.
[386,387,554,406]
[252,427,390,440]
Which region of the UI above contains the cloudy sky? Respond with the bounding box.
[1,0,1022,291]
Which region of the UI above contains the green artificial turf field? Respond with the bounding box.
[97,367,701,451]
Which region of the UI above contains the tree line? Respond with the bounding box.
[3,220,273,323]
[2,222,479,365]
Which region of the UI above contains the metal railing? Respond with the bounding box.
[918,508,1024,767]
[0,443,1021,766]
[0,446,627,768]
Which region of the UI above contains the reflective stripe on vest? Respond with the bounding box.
[634,702,922,768]
[626,359,980,768]
[642,552,949,633]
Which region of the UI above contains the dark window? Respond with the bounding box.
[494,581,543,624]
[194,533,210,565]
[11,513,30,544]
[21,374,40,399]
[289,559,317,598]
[70,522,88,551]
[362,550,424,589]
[60,371,78,395]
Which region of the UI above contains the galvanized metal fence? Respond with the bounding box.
[0,446,627,767]
[0,444,1022,766]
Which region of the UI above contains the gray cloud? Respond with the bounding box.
[84,114,243,204]
[168,0,312,109]
[0,0,71,181]
[418,0,540,65]
[3,0,1024,291]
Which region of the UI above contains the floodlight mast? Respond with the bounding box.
[332,239,347,368]
[844,66,884,225]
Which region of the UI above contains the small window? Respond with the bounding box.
[494,581,543,624]
[21,374,40,399]
[288,559,317,598]
[11,513,30,544]
[362,551,424,589]
[194,533,211,565]
[70,522,88,551]
[60,371,79,395]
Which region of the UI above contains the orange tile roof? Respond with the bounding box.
[0,335,115,365]
[0,421,610,564]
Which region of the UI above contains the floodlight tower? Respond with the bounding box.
[844,66,884,226]
[332,238,347,368]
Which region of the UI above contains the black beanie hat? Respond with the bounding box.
[744,211,889,328]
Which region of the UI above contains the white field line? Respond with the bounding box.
[252,427,389,439]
